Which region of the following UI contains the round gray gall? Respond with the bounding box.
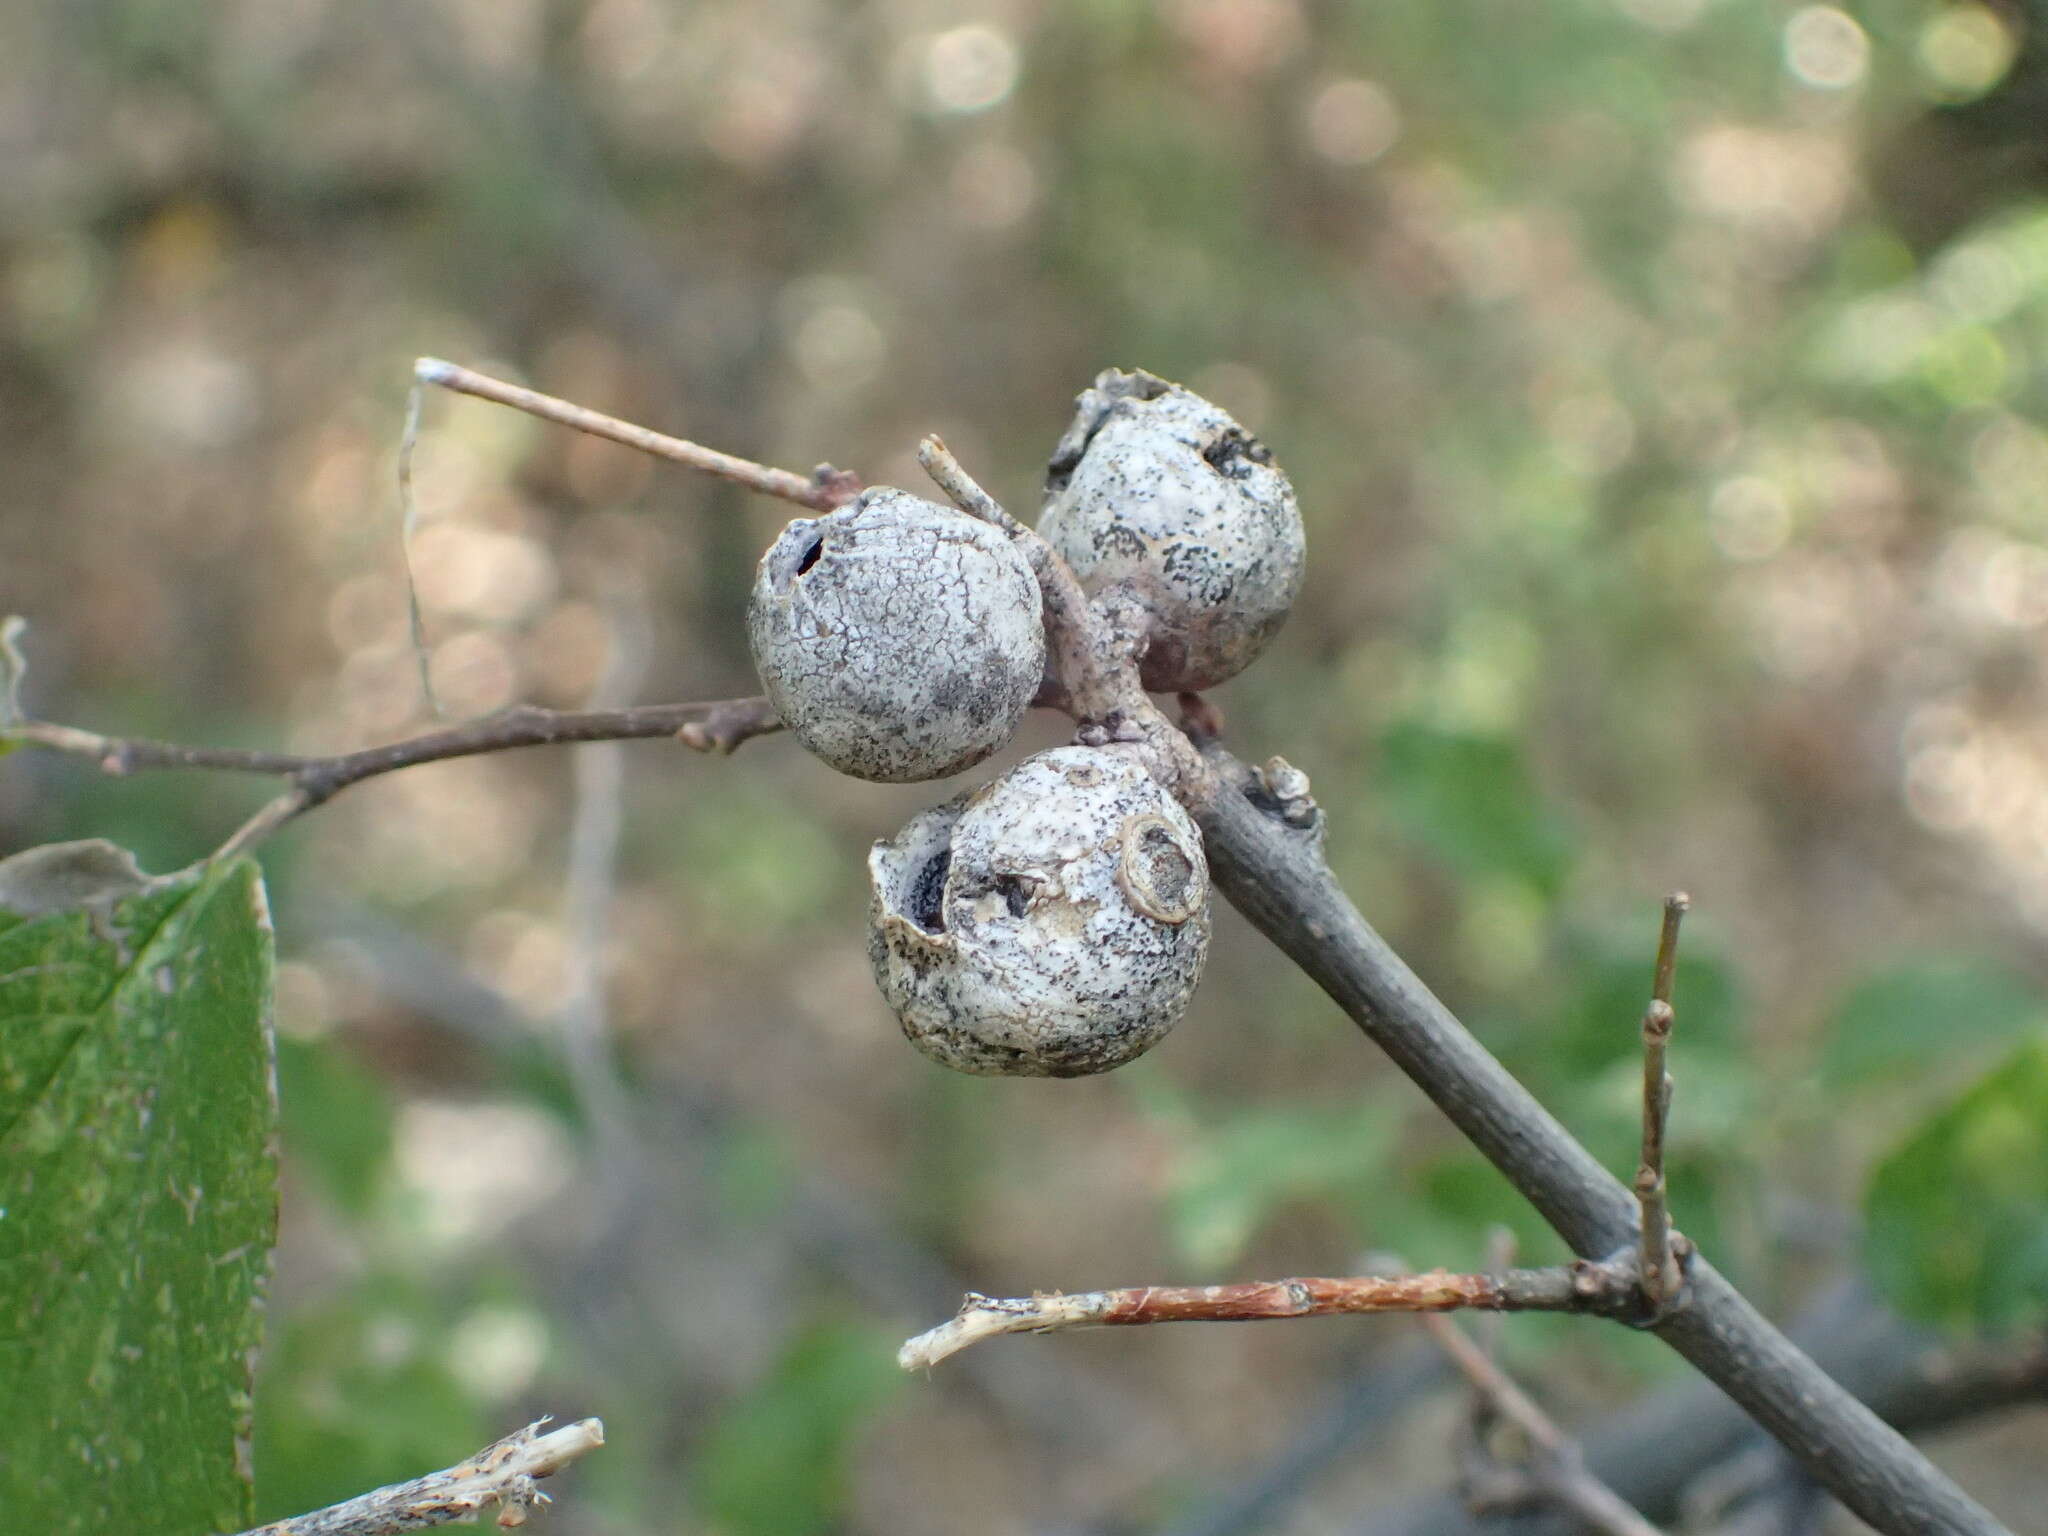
[748,487,1046,782]
[867,744,1211,1077]
[1040,369,1305,693]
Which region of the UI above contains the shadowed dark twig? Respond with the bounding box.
[1420,1313,1662,1536]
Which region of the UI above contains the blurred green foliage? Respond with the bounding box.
[1865,1037,2048,1335]
[1821,954,2047,1089]
[696,1319,904,1536]
[253,1276,498,1522]
[1140,1079,1402,1268]
[1375,721,1575,898]
[276,1032,397,1218]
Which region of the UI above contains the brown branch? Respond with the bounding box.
[673,694,785,755]
[1192,742,2008,1536]
[1637,892,1689,1312]
[233,1417,602,1535]
[9,697,781,857]
[1421,1315,1663,1536]
[11,699,780,782]
[899,1262,1641,1372]
[415,358,859,511]
[1652,890,1687,1007]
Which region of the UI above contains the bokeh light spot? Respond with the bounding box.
[1916,3,2018,102]
[395,1099,571,1251]
[922,26,1019,115]
[950,140,1038,230]
[1930,240,2026,325]
[446,1305,549,1403]
[427,630,521,718]
[1709,476,1792,562]
[792,303,885,390]
[1783,8,1869,91]
[1305,79,1400,166]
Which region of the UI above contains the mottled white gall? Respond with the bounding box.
[748,487,1045,782]
[868,745,1211,1076]
[1040,369,1305,692]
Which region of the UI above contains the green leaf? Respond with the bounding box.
[1865,1038,2048,1335]
[1375,722,1574,896]
[0,847,278,1533]
[1821,956,2045,1090]
[696,1318,902,1536]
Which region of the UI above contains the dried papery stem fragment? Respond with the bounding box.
[233,1417,603,1535]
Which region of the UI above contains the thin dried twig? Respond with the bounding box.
[415,357,860,511]
[914,434,1029,537]
[899,1262,1641,1372]
[8,699,778,784]
[1421,1316,1663,1536]
[396,375,441,716]
[233,1417,603,1535]
[7,696,780,859]
[1637,892,1689,1312]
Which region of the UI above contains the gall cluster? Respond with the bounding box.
[747,369,1305,1077]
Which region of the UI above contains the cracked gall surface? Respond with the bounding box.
[748,487,1045,783]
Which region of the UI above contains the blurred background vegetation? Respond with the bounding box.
[4,0,2048,1530]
